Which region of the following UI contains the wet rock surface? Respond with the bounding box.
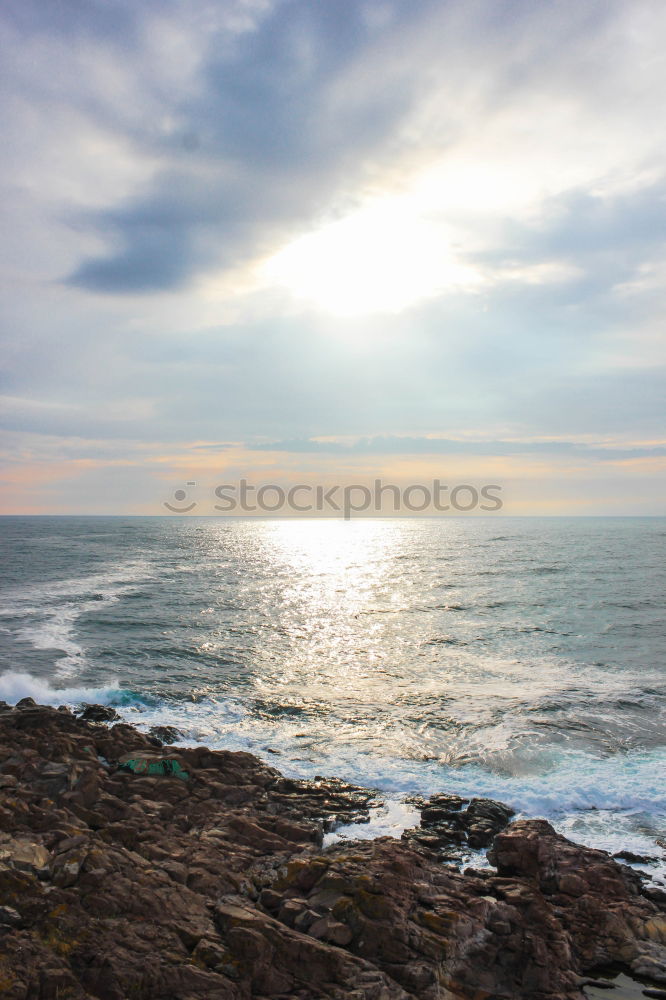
[0,700,664,999]
[149,724,185,745]
[76,704,120,723]
[401,792,515,859]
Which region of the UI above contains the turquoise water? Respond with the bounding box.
[0,516,664,871]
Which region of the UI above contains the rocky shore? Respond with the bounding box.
[0,699,665,1000]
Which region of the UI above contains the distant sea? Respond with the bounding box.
[1,516,664,879]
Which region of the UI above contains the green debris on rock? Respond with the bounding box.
[117,753,189,780]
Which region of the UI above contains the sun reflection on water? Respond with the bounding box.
[249,519,409,703]
[153,516,666,793]
[261,518,400,608]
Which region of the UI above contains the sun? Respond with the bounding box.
[260,198,482,316]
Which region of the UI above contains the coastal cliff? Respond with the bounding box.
[0,699,665,999]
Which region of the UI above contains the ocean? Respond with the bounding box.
[1,515,664,878]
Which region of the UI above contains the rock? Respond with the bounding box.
[632,941,666,982]
[258,888,282,912]
[77,703,120,723]
[402,792,515,855]
[308,917,354,945]
[148,724,184,745]
[191,936,231,971]
[490,820,666,974]
[308,914,354,945]
[0,838,50,877]
[51,847,86,887]
[614,849,660,864]
[266,774,378,830]
[1,700,666,999]
[0,905,22,927]
[293,907,320,932]
[465,797,515,847]
[278,898,305,926]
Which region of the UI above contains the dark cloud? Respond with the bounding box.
[471,178,666,309]
[1,0,624,298]
[2,0,142,47]
[62,0,615,294]
[200,1,378,165]
[65,0,434,292]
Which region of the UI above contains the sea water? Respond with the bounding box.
[0,516,664,879]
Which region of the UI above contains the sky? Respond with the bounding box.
[1,0,665,515]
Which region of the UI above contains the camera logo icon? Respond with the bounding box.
[164,481,197,513]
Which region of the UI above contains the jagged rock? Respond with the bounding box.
[77,703,120,723]
[0,702,665,999]
[149,724,184,744]
[0,904,22,926]
[309,914,354,945]
[632,941,666,982]
[464,796,515,847]
[402,792,515,856]
[614,849,660,864]
[490,819,666,971]
[0,837,50,877]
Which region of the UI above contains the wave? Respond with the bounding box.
[0,671,138,709]
[15,605,89,677]
[500,625,563,635]
[431,749,666,825]
[107,691,666,813]
[1,675,661,863]
[0,560,151,607]
[0,559,153,678]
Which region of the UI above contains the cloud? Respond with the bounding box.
[469,178,666,302]
[248,435,666,461]
[2,0,666,513]
[47,0,659,295]
[62,0,431,292]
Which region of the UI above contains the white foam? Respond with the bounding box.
[0,559,153,678]
[1,679,663,875]
[16,605,87,677]
[323,799,421,846]
[0,670,123,708]
[0,560,151,606]
[426,749,666,818]
[118,693,666,866]
[118,695,666,810]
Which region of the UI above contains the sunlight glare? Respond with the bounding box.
[261,200,482,316]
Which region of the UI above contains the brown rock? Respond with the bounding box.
[0,837,50,877]
[309,914,354,945]
[1,701,665,1000]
